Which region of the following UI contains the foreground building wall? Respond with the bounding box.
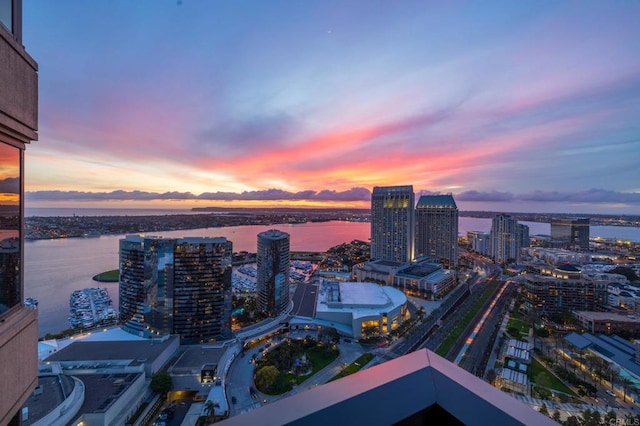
[0,2,39,423]
[219,349,556,426]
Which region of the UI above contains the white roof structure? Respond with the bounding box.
[317,281,407,320]
[501,368,529,386]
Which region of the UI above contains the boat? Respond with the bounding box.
[68,287,116,329]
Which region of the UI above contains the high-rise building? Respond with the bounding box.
[370,185,415,263]
[0,2,39,423]
[257,229,290,317]
[467,231,491,256]
[119,235,233,343]
[551,217,590,251]
[415,194,459,268]
[490,214,522,264]
[518,223,530,249]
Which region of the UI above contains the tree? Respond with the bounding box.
[486,369,497,385]
[255,365,280,391]
[538,404,549,416]
[318,327,340,345]
[552,410,562,422]
[580,409,601,426]
[563,415,580,426]
[604,410,617,425]
[150,372,172,395]
[620,376,633,402]
[203,400,220,424]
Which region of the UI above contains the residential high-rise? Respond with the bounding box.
[467,231,491,256]
[551,217,590,251]
[257,229,290,317]
[0,2,39,424]
[415,194,459,268]
[490,214,522,264]
[370,185,415,263]
[119,235,233,343]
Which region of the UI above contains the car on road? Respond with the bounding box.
[606,390,616,397]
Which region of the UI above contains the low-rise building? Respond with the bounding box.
[524,265,608,315]
[315,281,408,339]
[574,311,640,336]
[354,258,456,300]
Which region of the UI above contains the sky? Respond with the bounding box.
[19,0,640,214]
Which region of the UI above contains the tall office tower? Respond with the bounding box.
[119,235,233,343]
[0,2,39,424]
[415,194,459,268]
[370,185,415,263]
[257,229,290,317]
[551,217,590,251]
[490,214,521,264]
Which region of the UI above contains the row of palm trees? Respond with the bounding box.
[551,337,637,403]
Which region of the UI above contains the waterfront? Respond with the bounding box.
[25,218,640,337]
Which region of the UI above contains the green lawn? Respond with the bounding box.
[529,358,577,396]
[328,353,374,382]
[436,280,500,357]
[93,269,119,282]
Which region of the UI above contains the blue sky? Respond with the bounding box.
[18,0,640,213]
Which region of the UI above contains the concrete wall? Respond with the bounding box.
[0,24,37,145]
[0,307,38,425]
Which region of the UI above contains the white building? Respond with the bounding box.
[315,281,408,339]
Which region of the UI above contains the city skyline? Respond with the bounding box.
[20,1,640,214]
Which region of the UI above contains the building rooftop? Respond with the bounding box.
[372,185,413,194]
[22,375,75,426]
[219,349,555,426]
[317,282,406,320]
[74,373,142,415]
[45,335,179,364]
[575,311,640,323]
[397,262,442,278]
[416,194,458,209]
[574,333,640,380]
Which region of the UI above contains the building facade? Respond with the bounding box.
[0,1,39,423]
[315,281,408,339]
[490,214,524,264]
[370,185,415,263]
[119,235,233,343]
[551,217,590,251]
[415,194,459,268]
[467,231,490,256]
[256,229,290,317]
[524,265,608,315]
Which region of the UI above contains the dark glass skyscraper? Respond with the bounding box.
[551,217,590,251]
[415,194,459,267]
[119,235,232,343]
[257,229,290,317]
[370,185,415,263]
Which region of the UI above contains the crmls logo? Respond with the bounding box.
[609,419,640,426]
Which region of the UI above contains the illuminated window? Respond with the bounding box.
[0,142,21,316]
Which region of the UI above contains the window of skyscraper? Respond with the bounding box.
[0,142,21,316]
[0,0,12,34]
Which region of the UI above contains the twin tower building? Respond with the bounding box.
[371,185,459,268]
[118,229,290,344]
